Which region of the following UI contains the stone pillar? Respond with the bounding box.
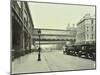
[21,2,25,55]
[28,34,31,53]
[29,36,32,52]
[25,32,30,54]
[28,35,31,52]
[27,34,29,52]
[25,32,28,53]
[21,27,25,55]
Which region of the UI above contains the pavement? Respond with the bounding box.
[11,50,96,74]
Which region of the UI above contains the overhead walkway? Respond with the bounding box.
[32,28,76,44]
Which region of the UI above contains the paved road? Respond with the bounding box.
[12,50,96,74]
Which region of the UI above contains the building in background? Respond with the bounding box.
[76,14,96,45]
[66,24,77,45]
[11,1,34,59]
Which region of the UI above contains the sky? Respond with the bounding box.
[28,2,95,30]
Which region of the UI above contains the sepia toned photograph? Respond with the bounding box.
[11,0,96,74]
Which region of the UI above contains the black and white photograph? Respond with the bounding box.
[11,0,96,74]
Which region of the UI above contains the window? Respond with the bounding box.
[91,19,94,24]
[92,26,93,31]
[87,27,88,32]
[24,18,25,23]
[87,34,89,39]
[91,34,94,39]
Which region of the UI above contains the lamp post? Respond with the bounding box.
[37,29,41,61]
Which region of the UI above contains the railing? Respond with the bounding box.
[33,28,76,35]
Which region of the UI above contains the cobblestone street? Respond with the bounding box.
[12,50,95,74]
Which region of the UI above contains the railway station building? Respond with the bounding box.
[11,1,34,58]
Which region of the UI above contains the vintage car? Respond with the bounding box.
[63,45,75,55]
[78,44,96,60]
[71,45,81,56]
[63,43,96,60]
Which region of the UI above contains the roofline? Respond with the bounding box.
[24,2,34,27]
[77,18,96,25]
[34,28,74,31]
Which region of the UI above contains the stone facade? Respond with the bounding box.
[11,1,34,58]
[76,14,96,45]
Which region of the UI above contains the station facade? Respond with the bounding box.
[11,1,34,58]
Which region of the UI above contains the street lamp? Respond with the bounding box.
[37,29,41,61]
